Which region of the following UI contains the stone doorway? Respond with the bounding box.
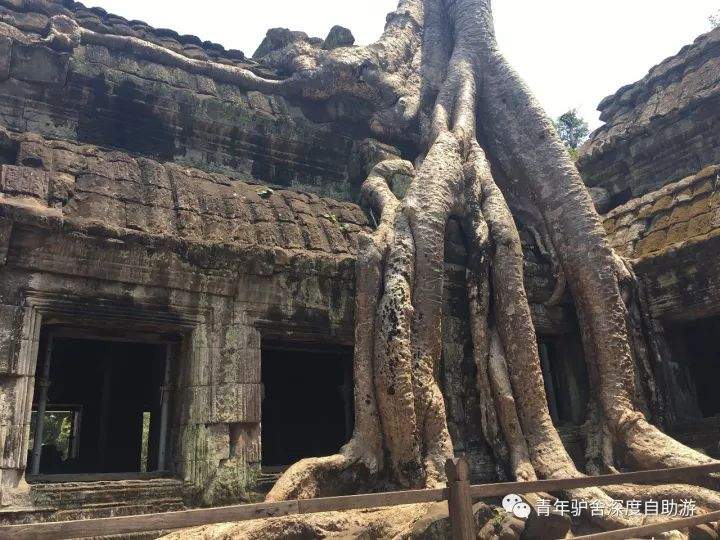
[260,343,353,467]
[28,333,173,478]
[537,333,589,427]
[666,316,720,420]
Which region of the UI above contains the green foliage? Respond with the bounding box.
[30,411,72,459]
[140,412,151,472]
[711,11,720,29]
[554,109,590,156]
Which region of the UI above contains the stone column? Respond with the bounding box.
[0,304,41,506]
[175,318,262,505]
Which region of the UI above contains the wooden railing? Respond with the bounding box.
[1,461,719,540]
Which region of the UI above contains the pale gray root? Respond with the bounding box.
[267,161,408,501]
[464,198,534,482]
[463,143,640,530]
[527,224,567,306]
[466,244,511,481]
[487,329,537,482]
[269,0,719,530]
[584,400,620,476]
[474,0,719,480]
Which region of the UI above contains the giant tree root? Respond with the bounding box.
[260,0,720,534]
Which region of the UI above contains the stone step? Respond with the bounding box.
[51,499,185,521]
[253,472,283,495]
[29,478,187,522]
[0,506,55,526]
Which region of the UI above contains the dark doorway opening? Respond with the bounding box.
[30,336,169,475]
[538,333,589,426]
[666,316,720,419]
[261,343,353,467]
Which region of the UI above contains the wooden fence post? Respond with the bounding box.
[446,456,475,540]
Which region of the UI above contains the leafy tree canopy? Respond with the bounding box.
[554,109,590,151]
[710,11,720,28]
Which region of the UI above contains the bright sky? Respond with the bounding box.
[86,0,719,129]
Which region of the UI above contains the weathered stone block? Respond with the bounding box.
[209,348,238,386]
[229,422,260,463]
[0,218,10,266]
[66,190,126,225]
[651,195,674,213]
[0,305,22,373]
[229,223,255,245]
[686,212,713,238]
[669,202,694,224]
[320,218,349,253]
[322,25,355,50]
[0,165,49,200]
[247,201,275,223]
[205,423,230,464]
[10,43,69,84]
[615,212,635,228]
[48,172,74,207]
[286,197,314,215]
[666,222,689,245]
[637,204,654,219]
[279,222,305,249]
[635,230,667,256]
[0,37,11,81]
[0,423,25,469]
[253,221,280,247]
[185,385,212,423]
[686,194,713,220]
[18,140,53,168]
[649,212,671,232]
[189,346,211,386]
[693,178,714,196]
[211,383,261,424]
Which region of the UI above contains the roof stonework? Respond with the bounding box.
[602,164,720,259]
[578,26,720,206]
[0,0,277,77]
[0,130,371,258]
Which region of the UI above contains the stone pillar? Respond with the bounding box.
[0,304,41,506]
[175,319,262,505]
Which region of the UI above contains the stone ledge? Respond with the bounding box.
[602,164,720,259]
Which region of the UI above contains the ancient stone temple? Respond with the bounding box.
[0,0,717,525]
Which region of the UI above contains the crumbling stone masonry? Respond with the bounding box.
[0,0,717,525]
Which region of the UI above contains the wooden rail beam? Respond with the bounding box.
[470,462,720,498]
[0,500,300,540]
[1,462,718,539]
[573,509,720,540]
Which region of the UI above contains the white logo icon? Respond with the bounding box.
[502,494,532,519]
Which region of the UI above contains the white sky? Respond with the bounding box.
[86,0,719,129]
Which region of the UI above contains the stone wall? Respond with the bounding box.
[0,127,365,506]
[0,127,577,503]
[600,162,720,437]
[602,164,720,262]
[0,0,368,201]
[579,27,720,210]
[601,162,720,321]
[0,0,585,512]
